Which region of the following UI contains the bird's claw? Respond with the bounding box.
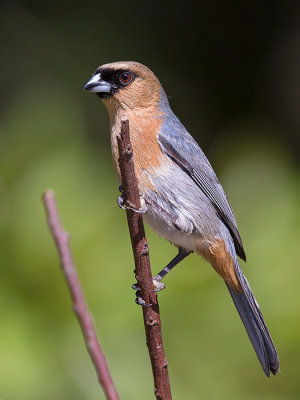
[132,276,166,293]
[130,204,147,214]
[117,186,147,213]
[117,195,126,210]
[118,201,147,213]
[135,290,152,307]
[152,277,166,292]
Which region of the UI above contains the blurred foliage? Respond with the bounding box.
[0,1,299,399]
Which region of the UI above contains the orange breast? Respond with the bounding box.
[111,109,164,192]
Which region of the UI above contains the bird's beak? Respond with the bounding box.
[83,73,111,93]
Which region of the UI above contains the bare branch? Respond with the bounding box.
[43,190,119,400]
[117,118,172,400]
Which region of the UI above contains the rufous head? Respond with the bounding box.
[83,61,163,112]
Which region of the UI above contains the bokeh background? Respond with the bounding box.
[0,1,299,399]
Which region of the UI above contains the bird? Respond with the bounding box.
[83,61,279,376]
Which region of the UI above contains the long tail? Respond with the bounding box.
[227,261,280,376]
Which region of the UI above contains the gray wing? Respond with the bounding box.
[158,116,246,261]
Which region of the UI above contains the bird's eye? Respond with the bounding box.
[119,72,133,85]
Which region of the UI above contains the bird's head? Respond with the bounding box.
[83,61,164,113]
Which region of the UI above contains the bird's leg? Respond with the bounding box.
[117,185,147,213]
[152,248,192,290]
[133,247,192,297]
[134,290,152,307]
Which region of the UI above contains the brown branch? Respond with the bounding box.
[117,118,172,400]
[43,190,119,400]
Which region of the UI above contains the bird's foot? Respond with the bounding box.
[117,185,147,213]
[117,185,126,209]
[132,276,165,306]
[128,202,147,214]
[132,275,166,292]
[152,276,166,292]
[135,290,152,307]
[117,195,126,210]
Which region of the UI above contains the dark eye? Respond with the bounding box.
[119,72,133,85]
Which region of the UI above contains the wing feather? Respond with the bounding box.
[158,125,246,261]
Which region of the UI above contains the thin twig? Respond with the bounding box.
[117,118,172,400]
[43,190,119,400]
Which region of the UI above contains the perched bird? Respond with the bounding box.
[83,61,279,376]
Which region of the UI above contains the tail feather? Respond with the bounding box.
[227,262,280,376]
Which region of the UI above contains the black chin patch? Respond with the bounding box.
[96,92,113,100]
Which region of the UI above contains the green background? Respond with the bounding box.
[0,1,299,399]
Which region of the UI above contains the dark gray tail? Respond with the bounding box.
[227,263,279,376]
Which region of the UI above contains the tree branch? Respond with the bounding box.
[43,190,119,400]
[117,118,172,400]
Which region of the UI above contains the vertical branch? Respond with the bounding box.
[117,118,172,400]
[43,190,119,400]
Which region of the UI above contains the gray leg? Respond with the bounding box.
[132,247,192,293]
[152,247,192,290]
